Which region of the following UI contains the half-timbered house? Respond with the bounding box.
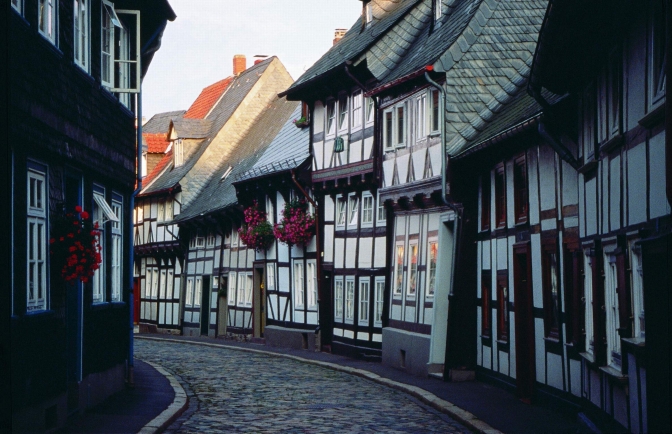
[233,103,315,349]
[529,1,671,432]
[134,56,294,336]
[7,0,174,430]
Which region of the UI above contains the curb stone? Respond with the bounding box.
[136,359,189,434]
[136,336,502,434]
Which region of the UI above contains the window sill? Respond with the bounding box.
[23,309,56,319]
[91,302,111,311]
[37,33,63,57]
[579,351,596,365]
[496,339,509,345]
[599,133,624,155]
[578,159,599,175]
[638,103,665,129]
[11,10,30,27]
[544,336,560,343]
[599,365,627,384]
[622,337,646,356]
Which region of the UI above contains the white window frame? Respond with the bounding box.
[118,24,131,108]
[629,243,645,339]
[73,0,90,71]
[584,254,594,354]
[244,273,253,307]
[194,276,202,307]
[430,89,440,133]
[228,272,236,306]
[359,279,370,325]
[266,195,275,225]
[383,108,394,151]
[166,269,174,299]
[92,188,106,303]
[345,277,355,323]
[648,1,666,110]
[174,139,184,167]
[194,236,205,249]
[38,0,57,45]
[361,193,374,226]
[159,269,166,299]
[348,194,359,228]
[27,165,48,312]
[157,199,165,222]
[237,273,246,307]
[415,93,427,140]
[164,198,173,221]
[206,234,215,247]
[336,195,346,227]
[407,241,418,297]
[186,277,194,307]
[374,277,385,327]
[326,99,336,137]
[294,261,305,308]
[426,239,438,298]
[101,0,120,88]
[231,226,239,247]
[307,260,317,309]
[110,195,122,302]
[338,93,349,132]
[334,277,344,322]
[383,103,407,150]
[351,90,363,130]
[377,192,386,223]
[604,251,621,367]
[365,97,375,126]
[394,242,405,297]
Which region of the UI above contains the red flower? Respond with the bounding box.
[81,211,89,220]
[75,206,82,213]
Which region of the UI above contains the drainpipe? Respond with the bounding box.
[128,90,142,387]
[424,68,463,376]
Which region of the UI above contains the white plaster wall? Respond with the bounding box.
[649,132,670,218]
[627,142,647,224]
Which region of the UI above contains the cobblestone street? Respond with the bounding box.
[135,339,471,433]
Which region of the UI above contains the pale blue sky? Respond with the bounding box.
[142,0,362,120]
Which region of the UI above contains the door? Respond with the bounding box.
[253,266,265,338]
[320,270,334,349]
[133,277,140,324]
[513,242,535,403]
[200,276,211,336]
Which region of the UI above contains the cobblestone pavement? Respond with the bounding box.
[136,339,472,433]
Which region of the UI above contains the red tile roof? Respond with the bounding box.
[143,149,173,187]
[144,133,170,153]
[183,77,234,119]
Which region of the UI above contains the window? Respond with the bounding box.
[497,271,508,343]
[338,93,348,131]
[92,189,106,303]
[110,196,122,302]
[231,227,239,246]
[27,165,48,312]
[38,0,57,44]
[118,25,131,108]
[629,244,645,338]
[307,261,317,309]
[427,241,438,297]
[334,278,344,321]
[407,242,418,296]
[394,243,404,295]
[430,89,440,132]
[481,173,491,231]
[542,243,561,340]
[396,104,406,147]
[563,245,585,348]
[294,261,304,308]
[649,0,666,109]
[159,270,167,299]
[166,269,174,299]
[581,83,597,161]
[228,272,236,306]
[494,164,506,228]
[604,251,621,367]
[374,278,385,326]
[12,0,22,14]
[194,237,205,249]
[513,155,528,224]
[164,199,173,221]
[74,0,89,71]
[336,196,346,227]
[266,195,275,225]
[384,110,394,150]
[377,193,386,223]
[415,93,427,140]
[157,200,165,222]
[266,263,276,292]
[326,100,336,136]
[348,195,358,227]
[238,273,252,307]
[206,234,215,247]
[186,277,194,307]
[359,279,370,324]
[365,97,375,125]
[352,90,362,129]
[361,194,373,225]
[194,276,202,307]
[383,103,407,150]
[174,139,184,167]
[345,278,355,321]
[597,50,621,143]
[101,0,120,88]
[151,267,158,300]
[481,271,491,338]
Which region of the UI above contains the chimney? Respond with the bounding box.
[253,55,270,65]
[333,29,347,46]
[233,54,246,75]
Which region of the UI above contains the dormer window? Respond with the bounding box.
[365,2,373,25]
[434,0,442,21]
[174,139,184,167]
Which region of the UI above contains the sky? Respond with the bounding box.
[141,0,363,121]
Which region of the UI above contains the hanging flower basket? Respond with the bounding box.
[273,198,315,246]
[238,201,275,252]
[293,116,310,129]
[50,206,102,283]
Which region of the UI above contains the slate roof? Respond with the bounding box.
[283,0,421,96]
[438,0,547,156]
[144,133,170,153]
[171,118,213,139]
[183,77,234,119]
[236,104,309,182]
[142,110,185,134]
[140,57,275,198]
[175,97,300,221]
